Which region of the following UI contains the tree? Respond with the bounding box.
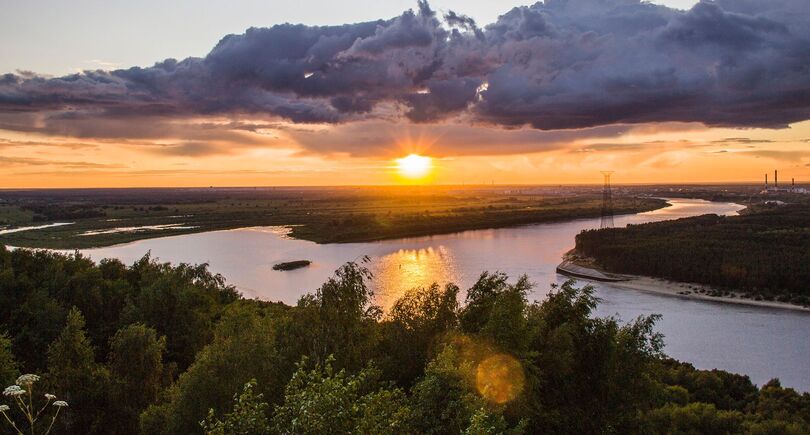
[201,379,270,435]
[460,272,533,355]
[271,358,411,435]
[107,323,167,434]
[10,291,65,372]
[46,307,109,434]
[376,283,459,386]
[524,280,663,433]
[0,333,19,387]
[463,407,526,435]
[276,262,381,372]
[409,345,514,435]
[752,379,810,427]
[645,402,744,434]
[141,302,287,435]
[121,257,239,370]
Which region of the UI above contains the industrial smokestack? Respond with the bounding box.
[775,170,778,188]
[765,173,768,188]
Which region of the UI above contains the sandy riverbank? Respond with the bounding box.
[557,258,810,313]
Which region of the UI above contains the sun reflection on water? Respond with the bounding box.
[370,245,460,311]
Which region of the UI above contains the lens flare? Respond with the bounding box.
[476,354,525,404]
[396,154,432,179]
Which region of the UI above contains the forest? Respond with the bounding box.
[1,245,809,434]
[575,203,810,305]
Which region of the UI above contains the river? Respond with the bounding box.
[72,198,810,391]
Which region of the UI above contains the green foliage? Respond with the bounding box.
[463,407,526,435]
[107,323,168,434]
[752,379,810,427]
[140,302,288,434]
[409,345,498,434]
[119,255,240,369]
[277,262,381,371]
[376,282,459,386]
[646,402,745,434]
[0,333,19,387]
[45,307,109,434]
[272,358,411,435]
[2,245,810,435]
[9,290,65,372]
[657,359,759,411]
[460,272,533,355]
[353,388,413,435]
[576,205,810,301]
[201,379,270,435]
[651,365,810,433]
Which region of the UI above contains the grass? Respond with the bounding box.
[0,186,667,249]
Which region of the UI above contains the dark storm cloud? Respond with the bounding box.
[1,0,810,142]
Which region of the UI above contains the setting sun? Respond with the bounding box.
[396,154,432,179]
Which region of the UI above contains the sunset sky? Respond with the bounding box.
[1,0,809,187]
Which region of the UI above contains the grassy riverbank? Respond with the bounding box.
[0,186,666,249]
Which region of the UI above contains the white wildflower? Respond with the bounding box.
[53,401,68,407]
[3,385,26,396]
[0,404,9,412]
[44,393,56,400]
[15,374,40,387]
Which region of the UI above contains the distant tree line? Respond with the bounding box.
[0,246,808,434]
[575,204,810,305]
[291,197,664,243]
[21,204,106,222]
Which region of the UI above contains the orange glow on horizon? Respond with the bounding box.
[1,120,810,188]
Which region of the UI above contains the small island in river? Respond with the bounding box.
[273,260,312,271]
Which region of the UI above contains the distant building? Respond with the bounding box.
[762,170,808,194]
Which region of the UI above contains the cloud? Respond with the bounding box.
[742,149,810,161]
[286,120,630,157]
[1,0,809,149]
[0,155,124,168]
[711,137,774,144]
[145,141,232,157]
[0,138,98,149]
[573,140,696,153]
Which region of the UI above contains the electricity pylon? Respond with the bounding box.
[600,171,614,229]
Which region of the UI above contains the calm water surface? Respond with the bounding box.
[75,199,810,391]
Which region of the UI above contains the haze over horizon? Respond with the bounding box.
[2,0,810,187]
